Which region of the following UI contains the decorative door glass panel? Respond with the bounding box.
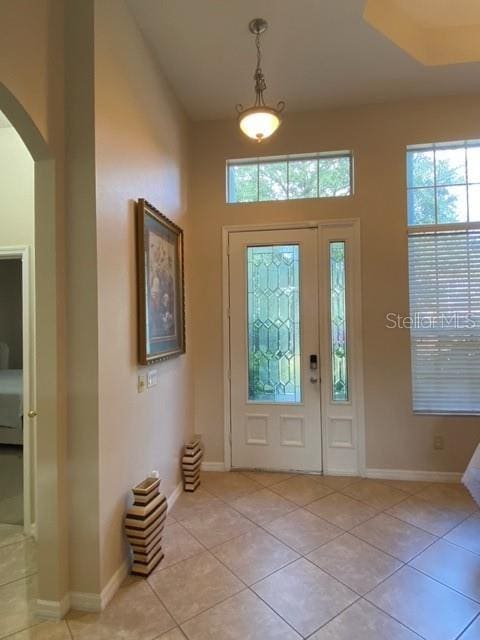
[330,241,349,401]
[247,245,301,403]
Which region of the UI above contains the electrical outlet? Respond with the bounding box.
[434,435,444,450]
[138,374,146,393]
[147,369,158,388]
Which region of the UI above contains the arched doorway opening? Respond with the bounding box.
[0,83,68,620]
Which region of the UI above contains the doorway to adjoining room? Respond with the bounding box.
[0,258,24,527]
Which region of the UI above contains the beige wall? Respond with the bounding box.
[190,96,480,474]
[0,0,194,601]
[1,0,480,612]
[64,0,101,595]
[0,0,68,604]
[94,0,193,589]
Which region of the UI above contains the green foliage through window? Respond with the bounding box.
[330,242,348,402]
[407,142,480,226]
[227,152,352,204]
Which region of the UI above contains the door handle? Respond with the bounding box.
[27,410,37,418]
[310,376,318,384]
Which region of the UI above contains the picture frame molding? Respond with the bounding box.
[136,198,186,365]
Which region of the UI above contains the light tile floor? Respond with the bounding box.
[2,471,480,639]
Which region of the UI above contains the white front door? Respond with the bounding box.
[229,228,322,472]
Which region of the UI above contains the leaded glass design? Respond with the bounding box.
[330,242,348,401]
[247,245,301,403]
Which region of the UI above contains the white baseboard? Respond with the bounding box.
[325,468,360,477]
[30,521,38,541]
[366,468,462,483]
[36,483,184,618]
[168,480,183,509]
[200,462,462,483]
[69,590,102,613]
[100,558,129,610]
[70,559,129,613]
[201,462,226,472]
[37,593,71,619]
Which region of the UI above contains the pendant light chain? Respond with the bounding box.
[254,32,267,107]
[235,18,285,142]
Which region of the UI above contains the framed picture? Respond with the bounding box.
[136,199,185,364]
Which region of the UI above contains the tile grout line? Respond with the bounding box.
[191,476,426,638]
[440,530,480,558]
[384,498,479,538]
[183,491,399,596]
[362,598,428,640]
[349,531,480,637]
[193,479,389,557]
[165,476,480,638]
[0,536,32,552]
[64,617,74,640]
[0,621,45,640]
[144,574,192,632]
[152,519,210,573]
[405,563,480,606]
[302,596,427,640]
[177,587,249,628]
[0,570,37,590]
[298,552,403,600]
[454,609,480,640]
[173,478,476,602]
[166,479,331,637]
[173,485,308,557]
[1,472,476,639]
[213,542,301,590]
[252,575,362,639]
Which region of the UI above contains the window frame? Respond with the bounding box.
[406,139,480,416]
[328,240,349,403]
[226,151,354,205]
[406,140,480,230]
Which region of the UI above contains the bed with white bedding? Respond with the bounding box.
[0,369,23,444]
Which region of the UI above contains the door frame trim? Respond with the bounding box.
[222,219,366,475]
[0,245,34,534]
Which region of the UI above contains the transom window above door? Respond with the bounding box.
[226,151,353,204]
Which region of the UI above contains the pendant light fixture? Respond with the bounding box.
[236,18,285,142]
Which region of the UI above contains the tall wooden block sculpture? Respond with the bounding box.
[124,476,168,576]
[182,439,203,492]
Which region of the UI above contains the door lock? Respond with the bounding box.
[27,410,37,418]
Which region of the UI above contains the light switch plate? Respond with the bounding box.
[147,369,158,388]
[138,374,147,393]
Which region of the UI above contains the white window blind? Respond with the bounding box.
[408,230,480,413]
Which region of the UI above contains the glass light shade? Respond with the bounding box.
[239,107,282,142]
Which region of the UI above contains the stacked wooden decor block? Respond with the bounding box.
[182,439,203,492]
[124,476,168,576]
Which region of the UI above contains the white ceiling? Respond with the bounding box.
[127,0,480,121]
